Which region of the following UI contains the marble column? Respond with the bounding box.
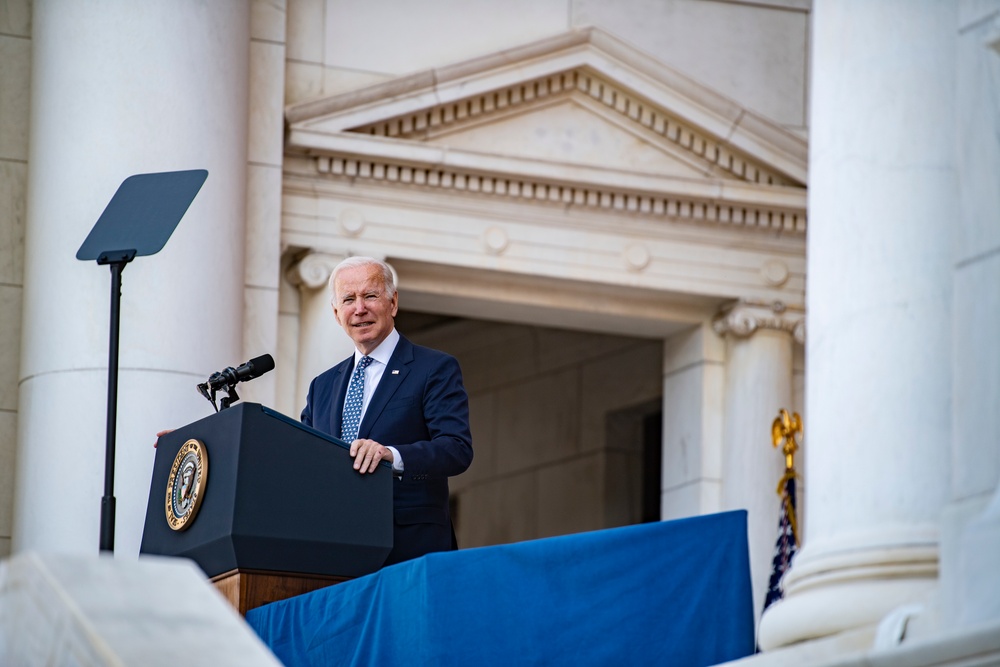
[286,252,355,417]
[758,0,955,649]
[239,1,287,409]
[13,0,249,556]
[714,299,802,620]
[944,3,1000,631]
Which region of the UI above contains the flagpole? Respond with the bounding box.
[761,409,803,621]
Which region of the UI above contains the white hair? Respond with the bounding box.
[328,256,397,302]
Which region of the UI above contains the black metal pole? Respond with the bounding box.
[98,252,133,553]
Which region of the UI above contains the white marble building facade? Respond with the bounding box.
[0,1,997,665]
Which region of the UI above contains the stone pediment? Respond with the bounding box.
[285,27,807,232]
[425,99,713,181]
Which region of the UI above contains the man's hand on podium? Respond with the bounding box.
[154,429,174,449]
[350,438,394,474]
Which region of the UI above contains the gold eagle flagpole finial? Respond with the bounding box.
[771,408,801,472]
[771,408,802,547]
[763,409,804,608]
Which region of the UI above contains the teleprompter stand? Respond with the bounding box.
[76,169,208,553]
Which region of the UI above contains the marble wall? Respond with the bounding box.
[239,0,288,409]
[404,317,663,548]
[284,0,810,133]
[0,0,31,559]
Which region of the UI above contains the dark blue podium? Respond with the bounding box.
[140,402,393,612]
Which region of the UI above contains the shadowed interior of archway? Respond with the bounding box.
[395,309,664,550]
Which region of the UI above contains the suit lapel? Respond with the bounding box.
[358,336,413,440]
[329,358,353,440]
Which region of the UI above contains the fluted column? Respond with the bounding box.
[715,299,803,619]
[758,0,955,649]
[13,0,249,556]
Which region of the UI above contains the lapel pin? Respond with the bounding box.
[392,369,399,375]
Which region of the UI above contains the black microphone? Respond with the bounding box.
[206,354,275,390]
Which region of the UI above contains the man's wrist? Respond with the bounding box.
[386,446,403,472]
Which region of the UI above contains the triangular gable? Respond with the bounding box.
[286,27,807,232]
[423,97,730,182]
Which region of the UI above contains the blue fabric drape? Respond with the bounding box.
[248,510,755,667]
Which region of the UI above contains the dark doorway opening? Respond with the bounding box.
[642,411,663,523]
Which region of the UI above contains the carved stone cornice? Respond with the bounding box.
[713,299,805,344]
[306,149,806,233]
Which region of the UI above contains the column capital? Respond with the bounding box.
[712,299,805,344]
[285,251,400,293]
[286,251,346,290]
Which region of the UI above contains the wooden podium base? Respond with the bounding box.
[212,568,351,615]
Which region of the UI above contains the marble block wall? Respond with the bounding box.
[0,0,31,559]
[286,0,809,132]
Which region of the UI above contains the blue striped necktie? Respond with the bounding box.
[341,355,373,442]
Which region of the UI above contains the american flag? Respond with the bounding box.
[762,471,798,612]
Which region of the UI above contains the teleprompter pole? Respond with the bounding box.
[98,250,136,553]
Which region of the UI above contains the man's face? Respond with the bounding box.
[332,264,398,354]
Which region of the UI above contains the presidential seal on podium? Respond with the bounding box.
[165,439,208,531]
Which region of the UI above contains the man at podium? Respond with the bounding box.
[300,256,474,566]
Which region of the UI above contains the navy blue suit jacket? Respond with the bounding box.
[301,334,473,565]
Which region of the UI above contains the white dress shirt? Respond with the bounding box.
[346,328,404,472]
